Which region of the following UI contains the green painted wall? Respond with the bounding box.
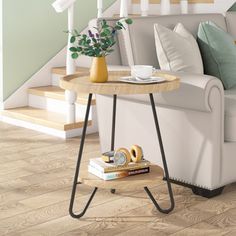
[2,0,116,100]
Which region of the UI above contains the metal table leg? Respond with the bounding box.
[144,93,175,214]
[69,93,98,219]
[68,92,174,218]
[111,95,117,194]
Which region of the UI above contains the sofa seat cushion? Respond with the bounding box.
[225,87,236,142]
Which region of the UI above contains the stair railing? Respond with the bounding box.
[120,0,128,17]
[97,0,103,17]
[52,0,77,123]
[180,0,188,14]
[141,0,149,16]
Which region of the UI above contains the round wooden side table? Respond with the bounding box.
[60,71,180,219]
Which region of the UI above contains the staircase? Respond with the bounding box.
[0,0,230,139]
[1,67,98,139]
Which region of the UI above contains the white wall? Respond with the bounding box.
[132,0,236,15]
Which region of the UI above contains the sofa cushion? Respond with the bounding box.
[116,14,226,68]
[154,23,203,73]
[225,87,236,142]
[226,12,236,40]
[197,21,236,90]
[117,22,135,66]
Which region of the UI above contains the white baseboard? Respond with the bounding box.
[0,114,98,139]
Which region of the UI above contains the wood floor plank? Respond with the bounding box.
[205,207,236,230]
[115,225,168,236]
[56,185,203,236]
[0,202,33,220]
[146,207,215,235]
[171,221,231,236]
[224,229,236,235]
[0,122,236,236]
[0,160,29,175]
[0,175,73,206]
[0,199,73,235]
[0,178,29,194]
[145,193,236,235]
[7,190,141,236]
[0,169,34,184]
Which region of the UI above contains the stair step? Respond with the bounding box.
[1,107,92,131]
[51,67,89,76]
[28,86,96,105]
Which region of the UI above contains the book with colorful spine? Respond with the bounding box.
[88,157,151,181]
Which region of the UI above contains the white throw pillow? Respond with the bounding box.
[154,23,203,74]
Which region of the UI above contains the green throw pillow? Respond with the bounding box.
[197,21,236,90]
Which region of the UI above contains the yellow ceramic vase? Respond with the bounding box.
[90,56,108,83]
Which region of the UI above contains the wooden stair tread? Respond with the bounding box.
[1,107,92,131]
[79,165,164,191]
[28,86,96,105]
[51,67,89,76]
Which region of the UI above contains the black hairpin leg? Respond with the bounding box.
[144,94,175,214]
[111,95,117,194]
[69,93,98,219]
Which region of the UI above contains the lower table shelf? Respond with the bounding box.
[79,165,164,191]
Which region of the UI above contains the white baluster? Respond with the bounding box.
[67,4,76,75]
[67,4,77,123]
[180,0,188,14]
[97,0,103,18]
[161,0,171,15]
[120,0,128,17]
[52,0,77,124]
[65,90,77,123]
[140,0,149,16]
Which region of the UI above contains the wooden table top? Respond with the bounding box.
[60,71,180,95]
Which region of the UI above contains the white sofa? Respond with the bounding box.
[91,13,236,198]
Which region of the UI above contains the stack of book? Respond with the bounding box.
[88,157,150,181]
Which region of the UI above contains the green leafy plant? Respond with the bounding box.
[69,18,132,59]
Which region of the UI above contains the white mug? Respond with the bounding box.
[131,65,155,79]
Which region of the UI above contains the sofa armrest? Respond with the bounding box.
[157,71,224,112]
[118,71,224,113]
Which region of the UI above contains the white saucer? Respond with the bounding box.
[119,76,166,84]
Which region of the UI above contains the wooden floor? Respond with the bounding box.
[0,122,236,236]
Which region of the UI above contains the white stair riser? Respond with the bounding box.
[0,115,98,139]
[52,74,62,86]
[28,94,93,119]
